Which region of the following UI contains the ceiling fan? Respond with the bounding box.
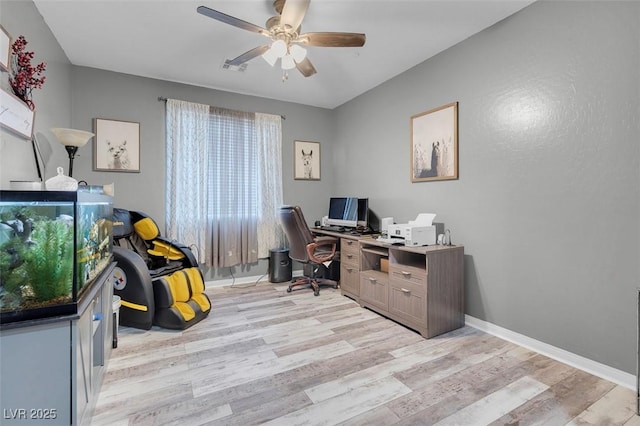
[197,0,366,77]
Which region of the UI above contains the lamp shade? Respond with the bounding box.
[51,128,94,147]
[270,40,287,58]
[262,47,279,67]
[281,54,296,70]
[290,44,307,63]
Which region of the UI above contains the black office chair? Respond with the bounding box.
[278,206,340,296]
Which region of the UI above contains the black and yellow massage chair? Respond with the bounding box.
[111,208,211,330]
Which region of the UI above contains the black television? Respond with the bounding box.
[326,197,358,228]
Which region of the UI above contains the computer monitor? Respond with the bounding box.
[357,198,369,228]
[326,197,358,228]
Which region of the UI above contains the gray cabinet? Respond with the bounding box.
[0,263,115,425]
[339,238,361,301]
[359,245,390,310]
[389,264,428,328]
[359,240,464,338]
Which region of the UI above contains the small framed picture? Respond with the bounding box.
[294,140,320,180]
[93,118,140,172]
[411,102,459,182]
[0,88,35,140]
[0,25,10,72]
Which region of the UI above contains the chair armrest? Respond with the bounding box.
[153,236,198,267]
[306,238,337,263]
[314,236,338,244]
[112,246,155,308]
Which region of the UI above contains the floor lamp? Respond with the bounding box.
[51,128,95,178]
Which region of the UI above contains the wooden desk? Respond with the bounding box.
[313,228,465,339]
[311,228,375,302]
[359,239,464,338]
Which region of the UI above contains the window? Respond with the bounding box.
[165,99,283,268]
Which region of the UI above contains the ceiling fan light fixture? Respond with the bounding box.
[290,44,307,63]
[196,3,366,78]
[281,54,296,70]
[262,47,279,67]
[271,39,288,58]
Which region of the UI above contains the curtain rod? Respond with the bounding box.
[158,96,286,120]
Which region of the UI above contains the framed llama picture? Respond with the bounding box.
[410,102,458,182]
[93,118,140,172]
[0,25,10,72]
[294,140,320,180]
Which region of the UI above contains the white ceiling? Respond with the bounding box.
[33,0,535,109]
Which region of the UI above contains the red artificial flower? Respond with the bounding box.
[8,35,46,110]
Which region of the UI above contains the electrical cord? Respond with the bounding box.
[229,272,269,288]
[228,267,238,287]
[188,243,200,261]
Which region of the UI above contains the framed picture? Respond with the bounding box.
[93,118,140,172]
[0,88,35,140]
[0,25,10,72]
[410,102,458,182]
[294,140,320,180]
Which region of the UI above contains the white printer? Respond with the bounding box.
[386,213,437,246]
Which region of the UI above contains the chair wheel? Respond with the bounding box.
[314,289,320,296]
[286,287,292,293]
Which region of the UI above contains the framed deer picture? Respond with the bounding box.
[294,140,320,181]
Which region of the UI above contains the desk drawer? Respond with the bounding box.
[389,279,427,326]
[360,271,388,311]
[389,265,426,287]
[341,238,360,265]
[340,263,360,296]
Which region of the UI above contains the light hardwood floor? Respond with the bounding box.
[92,282,638,425]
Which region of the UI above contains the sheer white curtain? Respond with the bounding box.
[256,113,284,258]
[165,99,210,264]
[165,99,283,268]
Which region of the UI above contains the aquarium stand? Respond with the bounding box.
[0,262,116,425]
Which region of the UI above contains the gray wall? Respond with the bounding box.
[69,67,335,278]
[1,2,335,281]
[334,1,640,374]
[0,0,73,186]
[2,0,639,376]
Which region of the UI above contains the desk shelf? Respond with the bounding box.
[361,245,388,274]
[361,247,389,257]
[389,249,426,271]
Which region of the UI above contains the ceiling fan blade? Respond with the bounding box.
[273,0,285,15]
[298,32,366,47]
[280,0,310,32]
[295,57,317,77]
[227,45,271,66]
[197,5,268,35]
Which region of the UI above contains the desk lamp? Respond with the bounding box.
[51,128,94,178]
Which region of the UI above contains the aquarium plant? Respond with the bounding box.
[21,220,73,303]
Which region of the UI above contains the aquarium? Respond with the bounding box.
[0,189,113,323]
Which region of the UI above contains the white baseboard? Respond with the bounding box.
[465,315,636,390]
[206,269,303,288]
